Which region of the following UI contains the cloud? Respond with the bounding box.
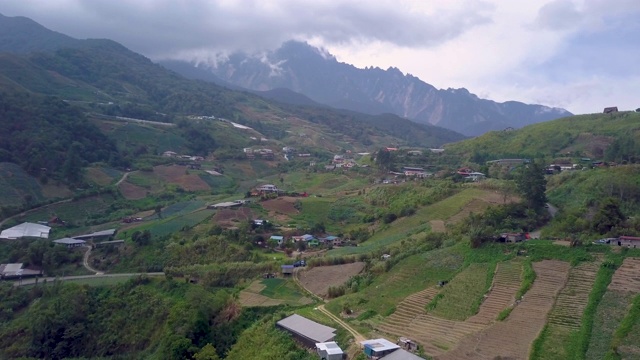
[534,0,582,31]
[0,0,494,59]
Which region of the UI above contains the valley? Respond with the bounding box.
[0,12,640,360]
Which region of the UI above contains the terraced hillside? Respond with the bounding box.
[377,261,522,356]
[535,259,602,359]
[439,260,570,360]
[468,261,522,325]
[586,257,640,359]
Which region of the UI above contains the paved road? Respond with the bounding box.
[12,272,165,287]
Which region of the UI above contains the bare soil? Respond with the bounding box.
[153,165,210,191]
[608,257,640,293]
[261,197,300,215]
[429,220,446,233]
[212,207,254,227]
[298,262,365,298]
[118,181,148,200]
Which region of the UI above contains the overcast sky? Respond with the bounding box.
[2,0,639,114]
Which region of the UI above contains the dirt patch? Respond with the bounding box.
[86,168,113,186]
[609,257,640,293]
[261,197,300,215]
[430,220,446,233]
[553,240,572,247]
[153,165,211,191]
[213,207,254,227]
[119,181,148,200]
[298,262,365,298]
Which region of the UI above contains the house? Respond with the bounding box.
[320,235,340,245]
[208,201,242,209]
[53,237,86,249]
[465,172,486,182]
[73,229,117,241]
[253,219,267,226]
[457,167,473,176]
[276,314,337,348]
[0,263,41,279]
[407,150,422,156]
[270,235,285,246]
[281,264,294,275]
[316,341,345,360]
[360,338,400,359]
[333,155,344,163]
[429,148,445,153]
[257,184,279,193]
[0,222,51,240]
[617,236,640,248]
[292,234,315,242]
[603,106,619,114]
[162,151,177,157]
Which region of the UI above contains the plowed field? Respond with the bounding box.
[298,262,365,298]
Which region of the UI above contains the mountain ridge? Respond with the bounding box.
[162,40,572,136]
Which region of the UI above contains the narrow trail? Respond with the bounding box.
[318,304,366,343]
[0,198,73,228]
[82,245,104,275]
[115,171,134,186]
[292,268,366,344]
[12,272,165,287]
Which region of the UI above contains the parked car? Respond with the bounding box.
[293,260,306,267]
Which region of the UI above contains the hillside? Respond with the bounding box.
[446,111,640,161]
[161,40,572,136]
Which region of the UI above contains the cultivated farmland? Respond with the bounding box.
[238,278,313,307]
[297,262,365,298]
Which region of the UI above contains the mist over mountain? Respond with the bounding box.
[162,41,572,136]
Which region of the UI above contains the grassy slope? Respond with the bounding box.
[429,262,491,320]
[447,111,640,158]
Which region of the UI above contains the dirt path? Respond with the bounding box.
[318,304,366,343]
[82,245,104,275]
[0,198,73,227]
[115,171,134,186]
[12,272,165,286]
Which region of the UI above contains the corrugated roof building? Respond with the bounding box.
[276,314,337,348]
[0,222,51,239]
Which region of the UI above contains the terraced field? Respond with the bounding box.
[535,259,602,359]
[439,260,570,360]
[586,257,640,359]
[378,261,522,356]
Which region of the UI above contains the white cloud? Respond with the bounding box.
[1,0,639,114]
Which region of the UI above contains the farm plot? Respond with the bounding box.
[536,259,602,360]
[212,207,254,227]
[86,167,122,186]
[377,261,521,357]
[297,262,365,298]
[438,260,570,360]
[430,263,491,321]
[238,278,313,307]
[153,165,211,192]
[586,257,640,360]
[261,197,300,216]
[118,181,148,200]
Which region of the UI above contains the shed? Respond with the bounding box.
[618,236,640,248]
[0,222,51,239]
[603,106,618,114]
[316,341,345,360]
[281,265,294,275]
[73,229,117,240]
[360,339,400,358]
[270,235,285,245]
[0,263,41,279]
[276,314,337,348]
[53,237,86,248]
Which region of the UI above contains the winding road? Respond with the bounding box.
[82,245,103,275]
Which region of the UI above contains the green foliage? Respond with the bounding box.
[428,263,490,320]
[515,260,536,300]
[194,343,220,360]
[515,161,547,211]
[607,294,640,358]
[496,306,514,321]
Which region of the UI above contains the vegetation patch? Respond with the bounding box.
[429,263,490,320]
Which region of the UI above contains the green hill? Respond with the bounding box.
[447,111,640,161]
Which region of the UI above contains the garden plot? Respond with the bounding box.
[297,262,365,298]
[438,260,570,360]
[238,278,312,307]
[468,260,522,325]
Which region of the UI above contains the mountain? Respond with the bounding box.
[162,41,572,136]
[0,13,80,53]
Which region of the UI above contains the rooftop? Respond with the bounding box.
[277,314,337,343]
[73,229,116,239]
[316,341,344,355]
[360,338,400,353]
[53,238,86,245]
[0,222,51,239]
[380,348,425,360]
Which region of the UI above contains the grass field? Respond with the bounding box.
[238,278,313,307]
[120,209,213,239]
[429,263,490,321]
[585,291,634,360]
[21,194,117,226]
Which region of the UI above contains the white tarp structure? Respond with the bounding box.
[0,222,51,239]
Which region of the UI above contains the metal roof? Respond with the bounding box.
[360,339,400,353]
[73,229,116,239]
[53,238,86,245]
[0,222,51,239]
[380,349,425,360]
[316,342,344,355]
[277,314,337,343]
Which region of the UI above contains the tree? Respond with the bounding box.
[194,344,220,360]
[61,142,85,184]
[155,204,163,219]
[592,198,626,234]
[375,148,393,171]
[515,162,547,211]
